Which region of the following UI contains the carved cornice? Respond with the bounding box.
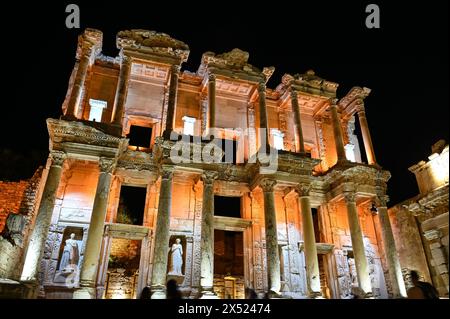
[260,179,277,192]
[47,119,124,149]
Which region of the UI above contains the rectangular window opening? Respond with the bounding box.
[214,195,241,218]
[128,125,152,149]
[116,185,146,226]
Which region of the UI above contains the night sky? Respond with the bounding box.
[0,1,448,205]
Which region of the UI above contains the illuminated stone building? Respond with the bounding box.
[0,28,407,299]
[389,140,449,297]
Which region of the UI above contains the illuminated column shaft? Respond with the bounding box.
[329,102,347,162]
[357,105,377,165]
[150,168,174,298]
[73,158,114,299]
[208,73,216,134]
[66,47,93,118]
[21,151,66,287]
[261,179,281,295]
[344,192,372,296]
[200,171,218,296]
[164,65,181,136]
[376,195,407,297]
[258,81,270,153]
[297,186,321,297]
[291,89,305,153]
[112,55,132,125]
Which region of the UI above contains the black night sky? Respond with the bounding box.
[0,1,448,205]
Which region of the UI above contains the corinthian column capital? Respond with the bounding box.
[201,171,219,186]
[260,179,276,192]
[171,64,181,74]
[295,183,311,197]
[208,72,216,82]
[160,167,174,180]
[99,157,116,173]
[49,151,67,167]
[343,191,356,203]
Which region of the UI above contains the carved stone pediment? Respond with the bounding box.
[292,70,338,97]
[117,29,190,62]
[198,49,274,82]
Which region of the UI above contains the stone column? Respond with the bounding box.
[357,103,377,165]
[329,100,347,162]
[21,151,67,286]
[164,65,181,137]
[260,179,281,296]
[112,54,132,125]
[291,89,305,153]
[258,81,270,153]
[208,73,216,135]
[344,192,372,296]
[200,171,219,297]
[73,157,115,299]
[296,185,321,297]
[375,194,407,298]
[150,167,174,298]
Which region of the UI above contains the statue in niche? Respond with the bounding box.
[59,233,80,272]
[168,238,183,275]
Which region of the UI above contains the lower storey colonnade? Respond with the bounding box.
[20,159,403,300]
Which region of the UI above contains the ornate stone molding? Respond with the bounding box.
[49,151,67,167]
[99,157,116,173]
[201,171,219,186]
[260,179,276,192]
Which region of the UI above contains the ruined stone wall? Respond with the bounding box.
[389,205,431,287]
[0,168,44,280]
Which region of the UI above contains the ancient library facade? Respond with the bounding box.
[0,28,425,299]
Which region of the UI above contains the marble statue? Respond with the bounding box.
[168,238,183,275]
[59,233,80,271]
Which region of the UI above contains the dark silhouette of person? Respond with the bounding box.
[140,286,151,299]
[245,288,258,299]
[166,279,182,299]
[407,270,439,299]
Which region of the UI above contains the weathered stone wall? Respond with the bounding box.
[0,168,43,280]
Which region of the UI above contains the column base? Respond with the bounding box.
[267,290,283,299]
[308,291,323,299]
[151,290,166,299]
[73,286,96,299]
[200,291,218,299]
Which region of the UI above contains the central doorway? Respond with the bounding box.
[213,230,245,299]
